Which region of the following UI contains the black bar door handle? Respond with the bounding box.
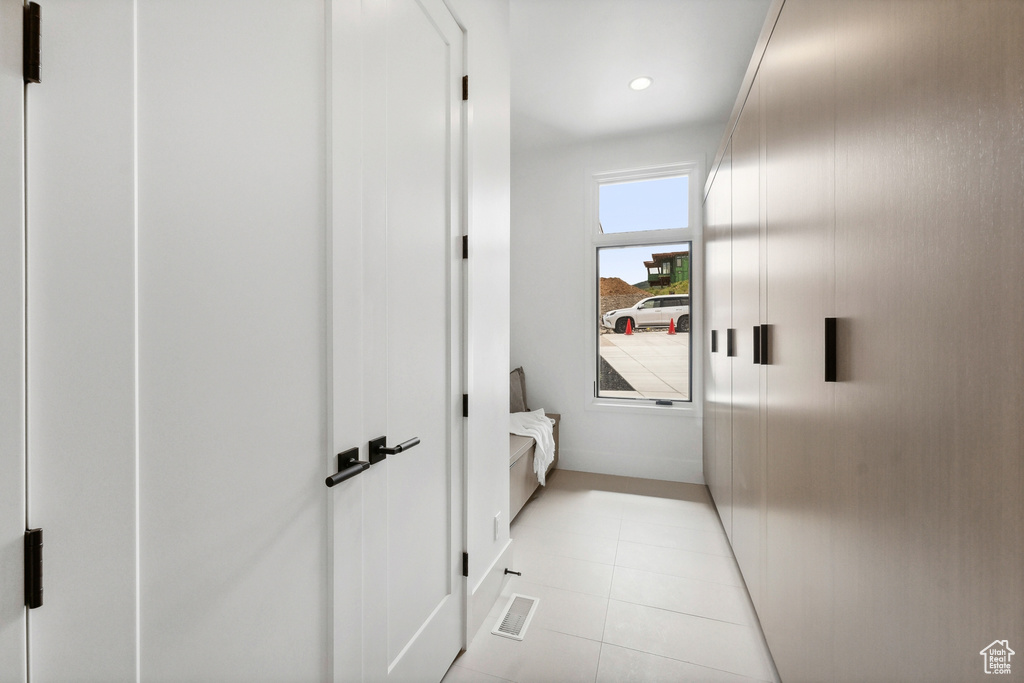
[711,329,718,353]
[326,447,370,487]
[753,326,761,364]
[825,317,837,382]
[760,324,769,365]
[726,328,736,357]
[369,436,421,464]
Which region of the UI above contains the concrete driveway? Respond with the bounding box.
[599,330,690,400]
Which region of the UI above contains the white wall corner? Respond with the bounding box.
[467,539,514,642]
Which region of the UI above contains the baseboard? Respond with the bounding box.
[556,447,704,484]
[467,539,514,644]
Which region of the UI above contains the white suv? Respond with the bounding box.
[602,295,690,334]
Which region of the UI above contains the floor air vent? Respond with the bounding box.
[491,593,539,641]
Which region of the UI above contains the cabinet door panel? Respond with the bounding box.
[761,1,835,681]
[833,2,1024,680]
[708,145,733,540]
[702,180,717,494]
[730,75,764,611]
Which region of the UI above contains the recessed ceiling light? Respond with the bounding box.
[629,76,653,91]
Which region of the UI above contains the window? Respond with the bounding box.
[590,162,701,407]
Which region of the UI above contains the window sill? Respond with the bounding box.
[586,395,701,418]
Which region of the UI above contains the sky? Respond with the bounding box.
[599,176,689,286]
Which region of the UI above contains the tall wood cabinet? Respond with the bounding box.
[705,143,733,542]
[702,1,1024,681]
[728,77,764,613]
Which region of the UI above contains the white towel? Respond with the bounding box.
[509,409,556,486]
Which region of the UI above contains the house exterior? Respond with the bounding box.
[644,250,690,287]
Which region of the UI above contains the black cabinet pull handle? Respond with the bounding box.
[326,447,369,487]
[25,528,43,609]
[753,325,761,364]
[711,329,718,353]
[727,328,736,357]
[825,317,837,382]
[760,323,769,365]
[369,436,421,464]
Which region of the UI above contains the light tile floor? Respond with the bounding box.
[443,470,778,683]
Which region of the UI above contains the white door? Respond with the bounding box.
[635,299,661,327]
[353,0,465,680]
[0,0,27,679]
[24,2,330,681]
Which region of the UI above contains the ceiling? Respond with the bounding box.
[510,0,773,148]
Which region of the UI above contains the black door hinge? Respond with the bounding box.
[25,528,43,609]
[462,394,468,418]
[462,235,468,259]
[24,2,41,84]
[462,552,469,577]
[462,75,468,101]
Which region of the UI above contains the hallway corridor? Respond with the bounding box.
[444,470,777,682]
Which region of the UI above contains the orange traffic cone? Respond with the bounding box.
[625,318,633,335]
[668,318,676,335]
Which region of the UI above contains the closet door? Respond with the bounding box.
[705,145,734,538]
[833,2,1024,680]
[702,169,718,496]
[729,76,764,610]
[760,1,835,680]
[0,0,26,678]
[25,3,331,680]
[357,0,466,679]
[25,4,140,678]
[135,3,329,679]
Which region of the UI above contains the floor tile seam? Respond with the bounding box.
[447,660,514,682]
[621,518,732,538]
[511,520,623,542]
[514,510,625,526]
[605,591,753,628]
[595,643,773,683]
[618,517,726,534]
[513,575,612,599]
[615,538,735,559]
[610,557,750,589]
[528,623,605,647]
[608,597,761,630]
[508,577,614,602]
[515,545,618,568]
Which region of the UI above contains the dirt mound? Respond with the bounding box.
[600,277,647,297]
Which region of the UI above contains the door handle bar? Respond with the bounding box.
[369,436,421,464]
[325,447,370,487]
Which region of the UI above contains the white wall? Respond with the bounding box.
[445,0,514,636]
[510,125,721,484]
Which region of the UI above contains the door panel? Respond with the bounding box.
[833,2,1024,679]
[136,2,328,679]
[711,145,733,540]
[761,1,836,680]
[362,0,465,680]
[729,75,763,611]
[702,182,717,493]
[25,3,139,679]
[385,0,460,666]
[26,2,330,681]
[0,0,27,678]
[631,300,654,327]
